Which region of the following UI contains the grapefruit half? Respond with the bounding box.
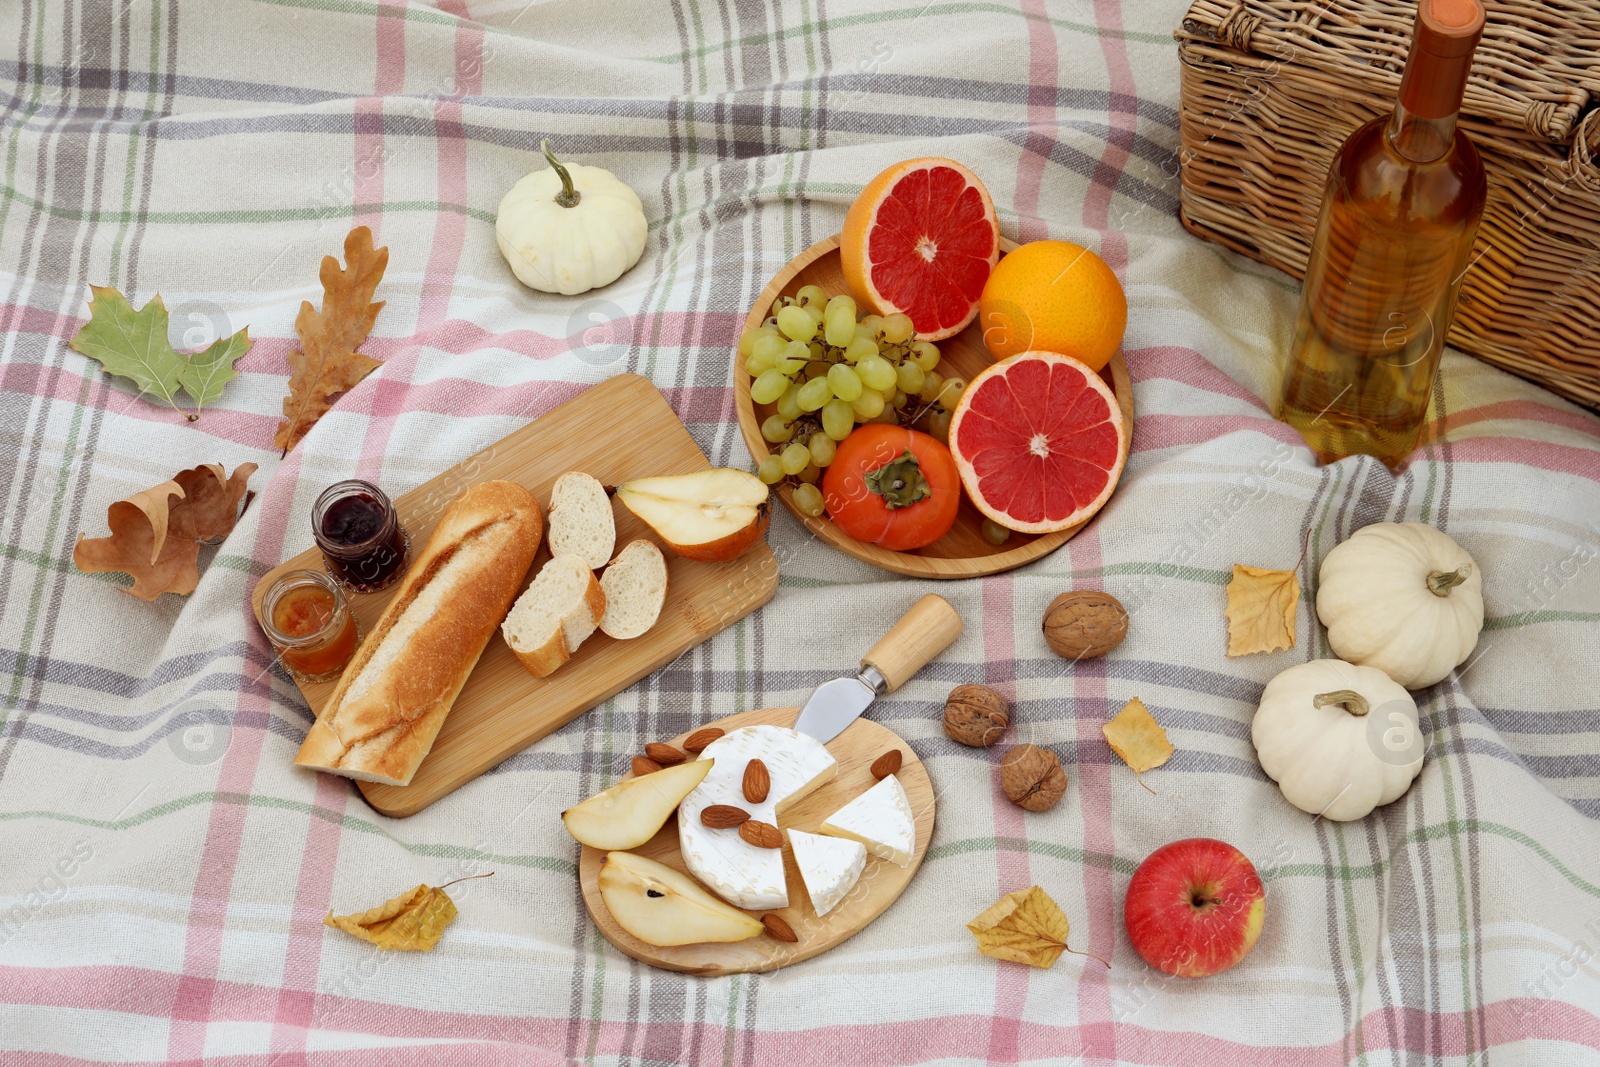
[840,158,999,342]
[948,351,1127,534]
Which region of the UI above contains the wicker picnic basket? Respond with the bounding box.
[1175,0,1600,410]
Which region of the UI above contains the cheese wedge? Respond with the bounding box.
[787,829,866,917]
[820,773,916,867]
[677,725,836,910]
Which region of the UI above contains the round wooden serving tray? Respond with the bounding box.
[577,706,934,975]
[734,234,1135,579]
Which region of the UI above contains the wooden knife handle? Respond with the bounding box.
[860,594,963,692]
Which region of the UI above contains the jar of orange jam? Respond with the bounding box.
[260,570,361,683]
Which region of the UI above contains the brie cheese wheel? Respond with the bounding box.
[677,725,836,910]
[787,829,866,917]
[820,773,916,867]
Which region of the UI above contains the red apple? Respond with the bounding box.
[1124,837,1265,978]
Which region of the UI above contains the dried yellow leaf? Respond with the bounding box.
[1103,697,1173,793]
[323,873,490,952]
[968,885,1086,969]
[1224,564,1299,656]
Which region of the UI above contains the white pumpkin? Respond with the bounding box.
[1252,659,1424,821]
[495,141,647,296]
[1316,522,1483,689]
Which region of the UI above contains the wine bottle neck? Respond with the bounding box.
[1390,0,1484,162]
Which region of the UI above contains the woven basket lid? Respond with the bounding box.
[1176,0,1599,145]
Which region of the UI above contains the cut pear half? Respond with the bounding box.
[615,469,770,562]
[562,759,712,850]
[598,851,764,946]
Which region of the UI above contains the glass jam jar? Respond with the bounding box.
[260,569,361,683]
[311,480,410,592]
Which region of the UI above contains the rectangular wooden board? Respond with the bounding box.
[251,374,780,817]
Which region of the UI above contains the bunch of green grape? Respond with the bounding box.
[738,285,968,517]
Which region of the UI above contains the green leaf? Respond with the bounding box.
[70,286,185,414]
[177,328,252,414]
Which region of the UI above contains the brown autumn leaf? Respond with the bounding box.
[1224,564,1300,656]
[73,463,257,600]
[274,226,388,454]
[968,885,1108,970]
[323,873,491,952]
[1103,696,1174,794]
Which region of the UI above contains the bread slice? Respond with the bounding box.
[599,540,668,639]
[294,480,543,786]
[502,554,606,677]
[547,472,615,570]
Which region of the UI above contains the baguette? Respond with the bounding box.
[547,471,615,570]
[502,554,606,678]
[294,480,543,786]
[598,539,667,639]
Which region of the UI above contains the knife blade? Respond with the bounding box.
[794,594,963,742]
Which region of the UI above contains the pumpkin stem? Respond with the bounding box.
[541,139,581,208]
[1426,564,1471,597]
[1312,689,1370,717]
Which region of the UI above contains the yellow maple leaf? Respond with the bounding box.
[1103,696,1174,793]
[1224,564,1299,656]
[967,885,1108,970]
[323,873,490,951]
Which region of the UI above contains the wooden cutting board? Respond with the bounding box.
[252,374,780,817]
[577,706,934,975]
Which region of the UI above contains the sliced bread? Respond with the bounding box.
[547,472,615,570]
[599,539,668,639]
[502,554,606,678]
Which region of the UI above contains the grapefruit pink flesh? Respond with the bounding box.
[950,352,1125,534]
[845,161,999,340]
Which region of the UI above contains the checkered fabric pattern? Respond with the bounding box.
[2,1,1599,1063]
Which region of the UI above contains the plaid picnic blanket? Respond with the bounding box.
[3,0,1599,1064]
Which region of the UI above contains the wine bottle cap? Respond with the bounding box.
[1399,0,1485,118]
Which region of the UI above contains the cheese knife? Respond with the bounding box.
[793,594,964,742]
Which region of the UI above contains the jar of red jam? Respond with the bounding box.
[311,480,410,592]
[260,570,361,683]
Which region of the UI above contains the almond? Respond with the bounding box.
[631,755,662,777]
[682,727,724,754]
[870,749,902,780]
[700,804,751,828]
[738,819,782,849]
[743,758,771,804]
[644,742,686,766]
[762,913,799,943]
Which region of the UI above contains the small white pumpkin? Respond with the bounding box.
[496,141,648,296]
[1252,659,1424,821]
[1316,522,1483,690]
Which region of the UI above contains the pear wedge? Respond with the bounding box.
[562,759,712,850]
[615,469,770,562]
[599,851,763,946]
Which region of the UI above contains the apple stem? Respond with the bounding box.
[436,872,495,890]
[1066,942,1112,969]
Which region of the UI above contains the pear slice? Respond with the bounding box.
[562,759,712,850]
[615,469,770,562]
[598,851,763,946]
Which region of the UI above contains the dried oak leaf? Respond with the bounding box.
[1224,563,1300,656]
[274,226,388,454]
[73,463,257,600]
[1102,696,1174,794]
[968,885,1107,969]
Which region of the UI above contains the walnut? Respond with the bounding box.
[943,684,1010,747]
[1001,744,1068,812]
[1043,591,1128,660]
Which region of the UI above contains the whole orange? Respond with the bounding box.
[977,240,1127,371]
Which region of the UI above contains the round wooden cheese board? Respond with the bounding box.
[732,234,1135,579]
[577,705,934,975]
